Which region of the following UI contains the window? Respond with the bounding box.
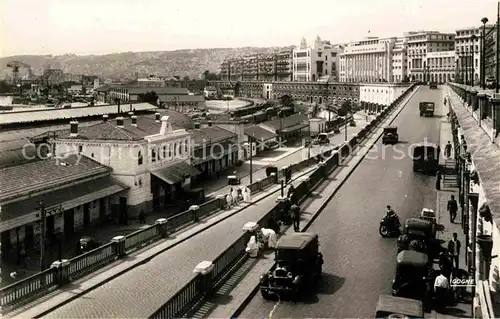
[91,153,94,158]
[78,145,83,153]
[163,146,167,159]
[179,141,183,155]
[185,140,189,153]
[138,151,143,165]
[174,143,177,156]
[151,149,156,162]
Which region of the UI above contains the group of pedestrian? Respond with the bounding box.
[286,185,301,232]
[433,232,463,310]
[226,187,251,208]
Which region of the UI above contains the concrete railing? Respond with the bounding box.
[150,84,417,319]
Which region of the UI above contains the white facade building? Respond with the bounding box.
[455,25,494,85]
[359,84,407,105]
[339,37,397,83]
[426,51,457,83]
[54,114,194,215]
[405,31,455,82]
[391,37,408,82]
[292,36,337,82]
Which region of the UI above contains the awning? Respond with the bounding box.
[280,123,308,133]
[244,125,277,141]
[151,162,201,184]
[0,176,129,233]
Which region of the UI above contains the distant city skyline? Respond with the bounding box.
[1,0,498,57]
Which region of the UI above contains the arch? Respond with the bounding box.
[343,97,347,101]
[354,98,358,102]
[348,98,352,101]
[319,96,323,104]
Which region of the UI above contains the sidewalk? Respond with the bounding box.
[426,94,472,318]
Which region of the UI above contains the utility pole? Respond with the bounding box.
[249,133,254,184]
[38,200,46,271]
[496,1,500,93]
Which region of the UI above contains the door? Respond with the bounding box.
[64,209,75,237]
[83,203,90,228]
[99,198,106,222]
[119,197,128,224]
[46,215,55,241]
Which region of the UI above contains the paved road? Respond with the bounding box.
[239,86,444,318]
[41,118,368,318]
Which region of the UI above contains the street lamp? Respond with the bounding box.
[36,201,63,271]
[481,17,489,89]
[471,34,477,86]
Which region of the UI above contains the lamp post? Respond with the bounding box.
[464,50,469,86]
[249,133,254,184]
[481,17,489,89]
[471,34,477,86]
[37,200,46,271]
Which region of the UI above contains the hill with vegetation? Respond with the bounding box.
[0,46,291,80]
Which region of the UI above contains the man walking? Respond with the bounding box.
[291,204,300,232]
[447,195,458,223]
[445,141,452,158]
[447,232,461,270]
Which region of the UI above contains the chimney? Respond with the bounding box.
[131,115,138,127]
[194,122,200,129]
[160,116,171,135]
[128,111,134,117]
[208,121,212,127]
[70,121,79,137]
[103,114,109,122]
[155,112,161,122]
[116,117,124,128]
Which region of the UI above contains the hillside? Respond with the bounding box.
[0,47,291,80]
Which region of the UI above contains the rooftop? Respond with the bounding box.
[276,232,318,250]
[0,103,157,125]
[264,114,308,131]
[244,125,277,141]
[190,126,236,144]
[56,109,193,141]
[0,154,110,203]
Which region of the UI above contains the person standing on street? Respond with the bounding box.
[447,195,458,223]
[291,204,300,232]
[445,141,452,158]
[447,232,461,270]
[138,210,146,224]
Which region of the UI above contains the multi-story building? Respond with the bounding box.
[405,30,455,82]
[220,50,293,82]
[292,36,338,82]
[391,37,408,82]
[425,50,456,83]
[339,37,397,83]
[455,25,494,85]
[484,24,498,83]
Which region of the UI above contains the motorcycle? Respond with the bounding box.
[379,215,401,237]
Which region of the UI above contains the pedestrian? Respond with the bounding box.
[445,141,452,158]
[138,210,146,224]
[447,195,458,223]
[447,232,461,270]
[436,169,442,190]
[291,204,300,232]
[434,270,450,310]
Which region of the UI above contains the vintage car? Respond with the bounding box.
[78,236,100,254]
[412,143,439,174]
[398,218,442,259]
[382,126,399,144]
[227,174,241,185]
[314,133,330,145]
[392,250,430,300]
[260,232,323,300]
[429,82,438,89]
[375,294,424,318]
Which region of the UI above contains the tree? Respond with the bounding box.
[0,81,12,94]
[337,100,352,117]
[203,70,210,80]
[233,82,241,97]
[183,76,191,82]
[138,91,159,106]
[80,86,87,95]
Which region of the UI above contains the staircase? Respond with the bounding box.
[442,159,458,188]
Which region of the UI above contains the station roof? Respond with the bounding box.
[0,154,111,204]
[0,103,157,125]
[244,125,277,141]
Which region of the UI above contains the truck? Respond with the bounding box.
[419,102,435,117]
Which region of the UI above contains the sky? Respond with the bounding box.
[1,0,499,57]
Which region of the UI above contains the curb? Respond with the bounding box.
[230,86,420,318]
[26,166,319,318]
